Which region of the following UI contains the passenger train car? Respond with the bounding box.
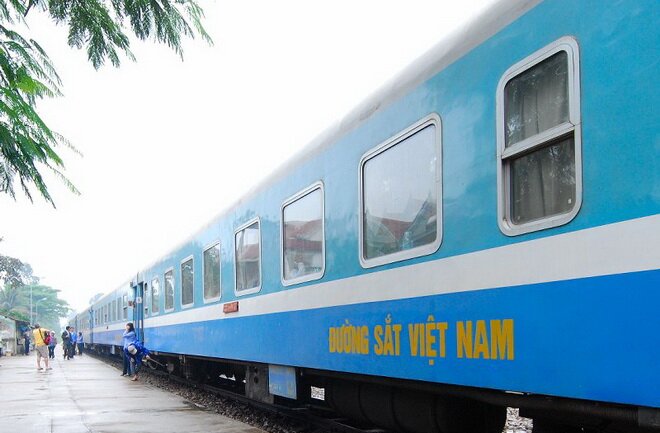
[71,0,660,432]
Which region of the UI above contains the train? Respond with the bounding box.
[69,0,660,432]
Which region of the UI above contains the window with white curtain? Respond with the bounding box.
[497,37,581,235]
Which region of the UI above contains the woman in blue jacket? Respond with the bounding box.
[121,322,137,376]
[127,341,152,381]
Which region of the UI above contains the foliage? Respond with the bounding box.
[0,0,211,206]
[17,284,70,330]
[0,252,36,289]
[0,253,70,329]
[0,305,27,321]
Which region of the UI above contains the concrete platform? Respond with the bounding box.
[0,347,264,433]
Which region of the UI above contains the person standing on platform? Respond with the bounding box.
[32,324,52,371]
[77,331,84,356]
[23,330,30,355]
[61,326,72,360]
[70,328,77,357]
[121,322,137,377]
[48,332,57,359]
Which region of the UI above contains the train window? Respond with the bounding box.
[359,114,442,268]
[122,293,128,320]
[164,269,174,311]
[281,183,325,285]
[117,298,122,321]
[151,277,160,314]
[181,257,194,307]
[234,218,261,295]
[497,36,581,236]
[111,300,116,322]
[203,243,221,302]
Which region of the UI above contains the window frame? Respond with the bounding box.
[164,267,175,312]
[180,255,195,309]
[143,283,150,317]
[234,217,262,296]
[151,276,161,315]
[358,113,443,268]
[496,36,582,236]
[280,181,326,286]
[202,241,222,303]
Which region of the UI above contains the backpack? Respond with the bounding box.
[42,330,51,345]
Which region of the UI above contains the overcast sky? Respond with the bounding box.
[0,0,494,312]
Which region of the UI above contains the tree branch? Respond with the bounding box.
[24,0,35,17]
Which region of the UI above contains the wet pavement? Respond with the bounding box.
[0,347,265,433]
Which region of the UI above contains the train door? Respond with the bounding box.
[132,281,145,342]
[89,309,94,345]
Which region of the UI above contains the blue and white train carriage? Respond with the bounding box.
[72,0,659,432]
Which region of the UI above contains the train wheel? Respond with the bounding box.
[391,389,440,433]
[435,397,506,433]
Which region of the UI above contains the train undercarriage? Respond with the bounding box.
[89,344,659,433]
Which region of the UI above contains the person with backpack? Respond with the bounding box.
[48,332,57,359]
[32,324,52,371]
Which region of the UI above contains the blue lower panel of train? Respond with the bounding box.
[98,269,659,408]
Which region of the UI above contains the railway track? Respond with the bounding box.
[93,351,536,432]
[91,351,395,433]
[90,350,533,433]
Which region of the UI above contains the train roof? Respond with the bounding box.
[102,0,542,295]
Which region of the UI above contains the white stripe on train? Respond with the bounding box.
[91,214,659,332]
